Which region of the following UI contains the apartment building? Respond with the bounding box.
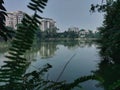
[40,18,56,32]
[5,11,56,31]
[5,11,25,29]
[68,27,79,32]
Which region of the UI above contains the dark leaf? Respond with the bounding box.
[27,5,36,11]
[0,4,6,11]
[0,0,4,4]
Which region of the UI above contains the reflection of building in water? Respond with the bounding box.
[38,42,57,59]
[24,42,57,60]
[24,41,94,60]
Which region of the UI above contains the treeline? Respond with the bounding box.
[36,29,100,39]
[3,26,100,41]
[98,0,120,63]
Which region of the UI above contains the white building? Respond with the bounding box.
[5,11,56,31]
[79,29,89,38]
[68,27,79,32]
[5,11,25,29]
[40,18,56,32]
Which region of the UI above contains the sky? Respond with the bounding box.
[4,0,104,32]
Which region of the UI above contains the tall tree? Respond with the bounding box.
[99,0,120,62]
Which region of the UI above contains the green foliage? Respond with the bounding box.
[23,63,52,90]
[92,1,120,89]
[51,75,103,90]
[0,0,14,41]
[0,0,48,89]
[93,59,120,90]
[6,0,48,62]
[99,0,120,63]
[90,0,114,12]
[109,80,120,90]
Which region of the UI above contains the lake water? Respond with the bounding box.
[0,41,104,90]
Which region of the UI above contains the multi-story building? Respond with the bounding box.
[68,27,79,32]
[5,11,25,29]
[79,29,89,38]
[5,11,56,31]
[40,18,56,32]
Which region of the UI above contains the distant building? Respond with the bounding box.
[79,29,89,38]
[5,11,25,29]
[68,27,79,32]
[40,18,56,32]
[5,11,56,31]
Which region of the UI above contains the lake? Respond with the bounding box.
[0,40,105,90]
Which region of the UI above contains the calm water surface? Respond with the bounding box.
[0,41,104,90]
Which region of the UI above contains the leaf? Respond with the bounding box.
[31,0,38,4]
[29,2,37,8]
[27,5,36,11]
[0,11,7,16]
[0,4,6,11]
[35,13,43,19]
[0,31,7,41]
[34,17,41,24]
[36,7,43,13]
[0,0,4,4]
[39,0,47,6]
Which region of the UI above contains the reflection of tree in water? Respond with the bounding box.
[92,60,120,90]
[0,41,106,90]
[59,40,95,49]
[0,42,9,53]
[92,47,120,90]
[78,40,94,48]
[23,41,120,90]
[24,40,95,60]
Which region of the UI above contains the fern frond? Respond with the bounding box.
[0,0,48,88]
[28,0,48,13]
[4,0,48,70]
[0,0,14,41]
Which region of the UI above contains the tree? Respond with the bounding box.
[1,0,119,89]
[0,0,48,89]
[99,0,120,62]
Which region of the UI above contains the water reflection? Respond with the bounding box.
[24,41,58,60]
[0,40,99,90]
[24,40,96,60]
[93,60,120,90]
[0,42,9,53]
[1,40,119,90]
[38,42,58,59]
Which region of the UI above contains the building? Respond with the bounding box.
[5,11,25,29]
[79,29,89,38]
[68,27,79,32]
[5,11,56,31]
[40,18,56,32]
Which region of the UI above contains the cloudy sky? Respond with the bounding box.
[4,0,104,32]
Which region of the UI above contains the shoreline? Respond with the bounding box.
[38,38,98,41]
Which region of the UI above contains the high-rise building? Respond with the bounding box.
[5,11,56,31]
[5,11,25,29]
[40,18,56,32]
